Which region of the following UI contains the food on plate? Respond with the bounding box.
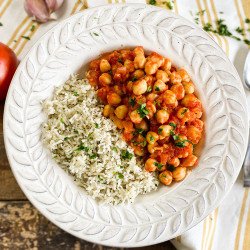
[86,46,203,186]
[42,76,158,205]
[0,42,19,100]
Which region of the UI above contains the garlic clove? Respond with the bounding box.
[45,0,64,12]
[24,0,50,23]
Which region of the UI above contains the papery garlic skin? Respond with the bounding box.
[45,0,64,12]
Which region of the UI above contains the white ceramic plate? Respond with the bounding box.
[4,4,248,247]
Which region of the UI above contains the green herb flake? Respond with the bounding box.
[30,25,35,32]
[146,86,152,93]
[94,122,99,128]
[149,0,157,5]
[109,70,113,75]
[194,17,200,24]
[120,165,124,169]
[168,165,176,171]
[149,133,154,142]
[121,150,133,160]
[162,1,166,4]
[162,173,167,178]
[169,122,176,130]
[118,57,124,64]
[129,97,136,108]
[244,39,250,45]
[112,171,116,175]
[90,154,97,159]
[155,86,160,91]
[181,108,188,115]
[93,32,99,36]
[131,76,137,82]
[118,173,124,179]
[203,22,213,31]
[174,141,186,148]
[219,11,224,14]
[53,155,58,158]
[21,36,30,40]
[112,147,118,152]
[14,40,17,42]
[158,128,163,134]
[173,134,179,141]
[98,175,103,181]
[154,162,164,170]
[137,103,149,118]
[74,130,78,134]
[236,27,244,35]
[132,128,147,137]
[73,92,79,96]
[60,118,64,124]
[167,1,173,9]
[0,22,3,26]
[245,18,250,23]
[64,137,69,141]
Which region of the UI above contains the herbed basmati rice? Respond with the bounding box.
[42,75,158,205]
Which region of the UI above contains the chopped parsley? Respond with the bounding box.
[93,32,99,36]
[0,22,3,26]
[121,150,133,160]
[109,70,113,75]
[118,57,124,64]
[112,147,118,152]
[118,173,124,179]
[30,25,35,32]
[245,18,250,23]
[236,27,244,35]
[129,97,136,108]
[112,171,116,175]
[131,76,137,82]
[53,155,58,158]
[149,0,157,5]
[181,108,188,115]
[149,133,154,142]
[73,92,79,96]
[173,134,179,141]
[132,128,147,137]
[154,162,164,170]
[155,86,160,91]
[98,175,103,181]
[60,118,64,124]
[168,165,176,171]
[75,143,90,152]
[197,10,205,16]
[74,130,78,134]
[162,173,167,178]
[216,19,232,36]
[137,103,149,118]
[158,128,163,134]
[203,22,213,31]
[194,17,200,24]
[167,1,173,10]
[169,122,176,130]
[133,140,147,147]
[174,141,186,148]
[120,165,124,169]
[146,86,152,92]
[90,154,97,159]
[64,137,69,141]
[21,36,30,40]
[94,122,99,128]
[219,11,224,14]
[244,39,250,45]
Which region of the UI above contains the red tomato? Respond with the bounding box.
[0,42,18,100]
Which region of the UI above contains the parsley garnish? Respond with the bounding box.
[30,25,35,32]
[244,39,250,45]
[21,36,30,40]
[0,22,3,26]
[112,147,117,152]
[181,108,188,115]
[168,165,176,171]
[118,173,124,179]
[173,134,179,141]
[155,86,160,91]
[169,122,176,130]
[75,143,89,152]
[64,137,69,141]
[121,150,133,160]
[94,123,99,128]
[158,128,163,134]
[132,128,147,137]
[93,32,99,36]
[194,17,200,24]
[118,57,124,64]
[74,130,78,134]
[162,173,167,178]
[129,97,136,108]
[149,0,156,5]
[120,166,124,169]
[154,162,164,170]
[167,1,173,10]
[53,155,58,158]
[60,118,64,124]
[73,92,78,96]
[236,27,244,35]
[131,76,137,82]
[203,22,213,31]
[174,141,186,148]
[137,103,149,118]
[149,133,154,142]
[98,175,103,181]
[112,171,116,175]
[90,154,97,159]
[245,18,250,23]
[146,86,152,93]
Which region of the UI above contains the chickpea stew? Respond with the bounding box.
[86,46,203,186]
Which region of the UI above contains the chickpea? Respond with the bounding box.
[172,167,187,181]
[177,69,190,82]
[150,53,164,67]
[132,79,147,95]
[99,73,112,85]
[181,94,199,108]
[162,90,177,105]
[145,158,158,172]
[146,93,158,102]
[114,85,124,96]
[86,70,99,88]
[146,103,157,119]
[129,110,143,124]
[186,125,202,144]
[100,59,111,72]
[132,69,145,79]
[168,157,180,167]
[158,125,172,139]
[146,131,159,145]
[124,59,135,72]
[134,146,146,156]
[156,110,169,124]
[103,104,114,117]
[153,80,167,93]
[107,92,122,105]
[177,107,189,119]
[89,59,101,70]
[182,81,195,94]
[127,81,133,93]
[114,105,128,120]
[135,119,149,131]
[170,71,182,84]
[134,54,146,69]
[159,170,173,185]
[170,84,185,100]
[109,112,116,121]
[147,142,157,154]
[145,61,158,75]
[134,46,144,55]
[156,70,169,83]
[113,117,124,129]
[161,58,171,71]
[181,155,198,167]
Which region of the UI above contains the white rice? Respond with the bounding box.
[42,75,158,205]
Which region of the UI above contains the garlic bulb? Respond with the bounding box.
[24,0,64,23]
